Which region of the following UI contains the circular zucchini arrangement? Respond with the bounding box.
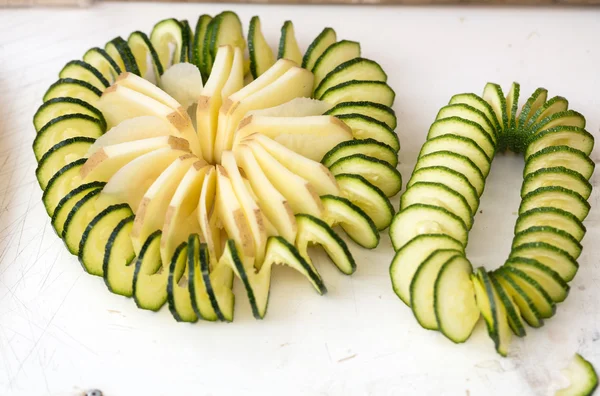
[390,82,595,356]
[33,11,401,322]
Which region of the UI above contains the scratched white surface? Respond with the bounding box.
[0,3,599,396]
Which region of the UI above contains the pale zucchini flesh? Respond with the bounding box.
[407,166,479,215]
[410,249,463,329]
[401,182,473,230]
[103,215,136,297]
[335,173,394,231]
[390,234,464,306]
[79,204,133,276]
[320,80,395,107]
[296,214,356,275]
[42,158,86,217]
[435,257,480,344]
[302,27,337,70]
[59,60,110,91]
[389,203,468,251]
[321,195,379,249]
[322,138,398,168]
[555,353,598,396]
[336,114,400,152]
[34,97,106,133]
[315,57,387,99]
[325,101,397,129]
[328,153,402,197]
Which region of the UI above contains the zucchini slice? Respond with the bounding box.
[505,257,569,303]
[34,97,105,133]
[427,117,495,160]
[528,110,586,143]
[525,96,569,130]
[519,186,590,221]
[495,270,544,328]
[516,207,586,242]
[407,166,479,215]
[230,237,326,319]
[517,87,548,130]
[248,16,275,79]
[192,14,212,80]
[505,82,520,132]
[524,146,595,181]
[335,173,394,231]
[336,114,399,152]
[59,60,110,91]
[35,137,94,189]
[521,167,592,200]
[151,18,186,69]
[62,188,104,255]
[449,92,500,134]
[42,158,85,217]
[302,27,337,70]
[105,37,140,75]
[390,234,464,306]
[180,19,194,62]
[472,268,511,355]
[419,134,491,177]
[390,203,468,251]
[132,231,168,311]
[410,249,463,330]
[82,47,122,84]
[482,82,507,136]
[51,182,104,236]
[415,151,486,196]
[33,114,105,161]
[321,194,379,249]
[43,78,102,105]
[315,57,387,100]
[79,203,133,276]
[434,257,480,344]
[525,126,594,159]
[312,40,359,76]
[296,214,356,275]
[203,11,245,75]
[321,80,395,107]
[128,31,164,83]
[513,226,582,260]
[208,11,245,55]
[103,215,136,297]
[401,182,473,230]
[510,242,578,282]
[329,154,402,197]
[490,272,526,337]
[189,237,234,322]
[277,20,302,65]
[325,101,397,129]
[167,242,198,323]
[322,138,397,168]
[436,104,496,146]
[556,353,598,396]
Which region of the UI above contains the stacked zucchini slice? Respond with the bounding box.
[390,82,594,356]
[33,12,402,322]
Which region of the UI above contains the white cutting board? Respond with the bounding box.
[0,4,599,395]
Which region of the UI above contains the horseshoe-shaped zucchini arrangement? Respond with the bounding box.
[33,11,401,322]
[390,82,595,357]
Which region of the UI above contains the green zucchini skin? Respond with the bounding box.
[103,215,136,297]
[390,82,594,356]
[34,96,106,132]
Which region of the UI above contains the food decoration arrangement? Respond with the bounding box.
[33,11,400,322]
[390,83,595,358]
[31,9,598,395]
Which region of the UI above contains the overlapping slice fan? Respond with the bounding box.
[33,12,402,321]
